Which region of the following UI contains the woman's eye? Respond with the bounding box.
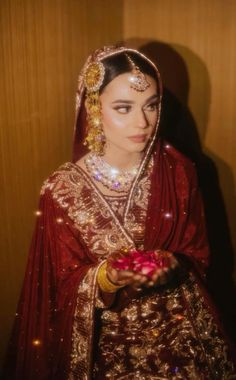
[114,106,131,114]
[145,103,158,111]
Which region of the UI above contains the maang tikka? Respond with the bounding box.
[126,54,150,92]
[83,61,106,155]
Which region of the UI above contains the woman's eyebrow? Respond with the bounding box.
[111,94,158,105]
[111,99,134,104]
[144,94,159,103]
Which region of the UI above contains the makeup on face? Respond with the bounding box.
[100,73,158,150]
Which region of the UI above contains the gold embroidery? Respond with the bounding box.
[103,160,152,249]
[42,161,236,380]
[41,163,138,379]
[124,170,151,248]
[93,275,236,379]
[40,159,152,256]
[41,163,133,257]
[103,195,126,220]
[41,162,151,380]
[181,274,236,379]
[68,265,100,380]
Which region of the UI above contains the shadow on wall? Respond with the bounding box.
[125,38,236,342]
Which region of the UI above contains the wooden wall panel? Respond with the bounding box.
[124,0,236,276]
[0,0,123,363]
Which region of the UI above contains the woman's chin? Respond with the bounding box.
[124,139,150,152]
[105,140,149,156]
[129,142,149,153]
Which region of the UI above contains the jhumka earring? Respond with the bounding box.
[126,54,150,92]
[83,61,106,155]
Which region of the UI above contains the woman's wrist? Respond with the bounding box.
[97,261,123,293]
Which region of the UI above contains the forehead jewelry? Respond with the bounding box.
[126,54,150,92]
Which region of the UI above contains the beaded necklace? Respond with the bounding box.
[84,153,141,193]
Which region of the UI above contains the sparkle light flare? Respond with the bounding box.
[32,339,42,346]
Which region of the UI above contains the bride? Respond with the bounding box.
[3,46,236,380]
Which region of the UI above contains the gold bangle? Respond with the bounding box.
[97,262,123,293]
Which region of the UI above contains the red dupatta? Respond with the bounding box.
[144,139,209,271]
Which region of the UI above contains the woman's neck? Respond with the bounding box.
[102,147,142,170]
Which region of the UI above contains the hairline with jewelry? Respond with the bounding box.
[83,48,162,155]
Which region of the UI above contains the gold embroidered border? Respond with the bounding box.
[68,263,104,380]
[181,274,236,379]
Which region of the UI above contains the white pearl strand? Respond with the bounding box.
[84,153,141,193]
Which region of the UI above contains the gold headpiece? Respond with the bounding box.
[126,54,150,92]
[84,62,105,93]
[83,61,106,155]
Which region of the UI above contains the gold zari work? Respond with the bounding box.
[93,275,236,379]
[41,160,236,380]
[40,160,152,379]
[41,163,135,256]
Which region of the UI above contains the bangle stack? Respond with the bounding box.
[97,261,123,293]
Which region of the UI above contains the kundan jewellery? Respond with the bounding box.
[126,54,150,92]
[84,153,141,193]
[83,61,106,155]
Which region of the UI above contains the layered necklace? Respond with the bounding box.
[84,153,141,193]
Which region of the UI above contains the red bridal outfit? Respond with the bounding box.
[3,47,236,380]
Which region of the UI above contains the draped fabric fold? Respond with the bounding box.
[144,141,209,273]
[3,189,98,379]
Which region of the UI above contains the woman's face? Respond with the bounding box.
[100,72,159,155]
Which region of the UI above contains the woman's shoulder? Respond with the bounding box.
[160,140,196,172]
[40,161,82,196]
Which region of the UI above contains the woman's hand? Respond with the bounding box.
[147,253,179,287]
[106,262,148,289]
[106,251,179,290]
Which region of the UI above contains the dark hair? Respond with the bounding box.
[99,51,158,93]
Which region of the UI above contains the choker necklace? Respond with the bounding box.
[84,153,141,193]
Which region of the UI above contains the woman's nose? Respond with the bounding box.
[136,109,148,128]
